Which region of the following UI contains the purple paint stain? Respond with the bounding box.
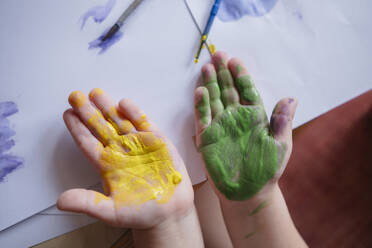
[80,0,122,53]
[270,113,288,136]
[218,0,279,22]
[80,0,116,30]
[89,28,124,54]
[292,10,303,20]
[0,101,23,182]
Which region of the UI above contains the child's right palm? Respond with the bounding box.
[195,51,297,202]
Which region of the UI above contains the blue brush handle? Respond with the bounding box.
[203,0,222,36]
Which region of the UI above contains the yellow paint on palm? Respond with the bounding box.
[95,192,110,204]
[88,112,182,207]
[107,107,134,134]
[88,110,118,145]
[120,120,134,133]
[134,114,150,131]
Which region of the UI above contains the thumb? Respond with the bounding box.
[57,189,116,224]
[270,98,298,142]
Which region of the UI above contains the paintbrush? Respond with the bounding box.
[102,0,145,42]
[194,0,221,63]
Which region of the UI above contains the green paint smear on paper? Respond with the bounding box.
[199,105,281,200]
[249,201,268,216]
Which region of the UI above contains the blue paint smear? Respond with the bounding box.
[292,10,303,20]
[89,28,124,54]
[0,101,23,182]
[218,0,279,22]
[80,0,116,29]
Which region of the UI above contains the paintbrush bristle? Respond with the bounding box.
[102,24,120,42]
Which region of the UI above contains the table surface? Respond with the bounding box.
[280,89,372,247]
[34,90,372,248]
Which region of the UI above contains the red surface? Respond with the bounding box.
[280,90,372,247]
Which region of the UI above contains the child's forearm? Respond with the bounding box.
[133,206,204,248]
[220,184,307,248]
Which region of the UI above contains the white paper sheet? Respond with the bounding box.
[0,186,100,247]
[0,208,96,247]
[0,0,206,231]
[186,0,372,128]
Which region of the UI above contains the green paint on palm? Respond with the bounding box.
[199,105,281,200]
[197,90,210,125]
[236,75,261,104]
[234,64,261,104]
[204,73,224,116]
[237,64,242,75]
[218,69,240,106]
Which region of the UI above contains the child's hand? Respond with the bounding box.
[194,51,297,202]
[194,52,306,248]
[57,89,194,230]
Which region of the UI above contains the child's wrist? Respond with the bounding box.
[133,205,203,248]
[219,182,280,211]
[216,181,306,247]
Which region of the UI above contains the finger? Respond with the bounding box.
[228,58,262,105]
[57,189,117,224]
[212,51,240,107]
[202,64,224,117]
[194,87,211,139]
[68,91,118,145]
[89,88,135,135]
[270,98,298,142]
[118,99,158,133]
[63,109,103,163]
